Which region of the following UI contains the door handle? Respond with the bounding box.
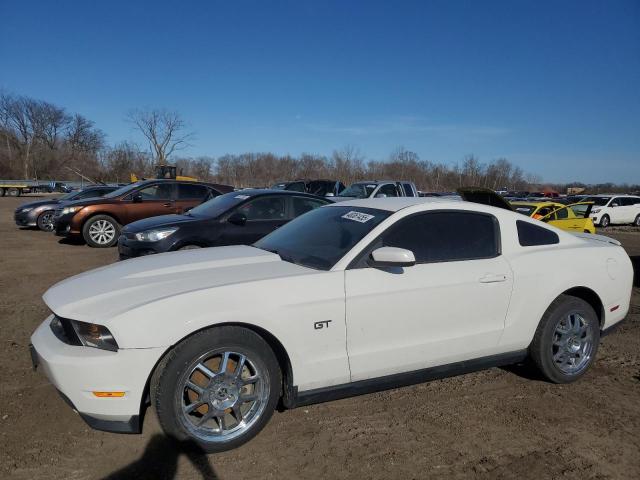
[479,274,508,283]
[162,202,173,207]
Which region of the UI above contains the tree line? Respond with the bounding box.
[1,92,637,193]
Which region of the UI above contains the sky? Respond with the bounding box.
[1,0,639,184]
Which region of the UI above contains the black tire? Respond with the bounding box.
[599,214,610,228]
[0,188,5,197]
[36,210,55,231]
[6,187,20,197]
[82,214,120,248]
[153,326,281,453]
[529,295,600,384]
[634,214,640,227]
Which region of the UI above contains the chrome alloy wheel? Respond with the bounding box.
[552,312,595,375]
[88,219,116,245]
[40,212,54,231]
[176,351,269,443]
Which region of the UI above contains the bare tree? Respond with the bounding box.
[127,108,193,164]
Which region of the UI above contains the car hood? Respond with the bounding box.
[17,199,60,210]
[43,245,313,322]
[123,214,204,233]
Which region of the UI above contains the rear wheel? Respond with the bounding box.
[83,215,120,248]
[529,295,600,383]
[153,326,281,452]
[634,214,640,227]
[6,187,20,197]
[599,214,610,228]
[37,210,55,231]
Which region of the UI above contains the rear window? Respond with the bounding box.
[178,184,210,200]
[517,220,559,247]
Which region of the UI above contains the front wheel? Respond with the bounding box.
[529,295,600,383]
[153,326,281,452]
[83,215,120,247]
[599,214,610,228]
[37,210,55,231]
[634,214,640,227]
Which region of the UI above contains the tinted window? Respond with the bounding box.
[287,182,306,192]
[517,220,559,247]
[555,207,568,219]
[255,207,391,270]
[292,197,327,217]
[378,212,499,263]
[620,197,636,206]
[137,183,173,200]
[378,184,399,197]
[178,184,209,200]
[610,198,622,207]
[76,189,109,199]
[583,196,610,206]
[189,192,249,218]
[237,196,286,220]
[402,183,415,197]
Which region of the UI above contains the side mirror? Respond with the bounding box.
[369,247,416,267]
[228,212,247,226]
[375,193,387,198]
[325,192,335,197]
[610,203,618,208]
[132,193,143,203]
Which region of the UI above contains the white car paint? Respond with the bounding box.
[31,197,634,428]
[588,194,640,226]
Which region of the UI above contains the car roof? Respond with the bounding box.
[326,197,457,212]
[227,188,330,199]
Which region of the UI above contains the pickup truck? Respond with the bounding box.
[332,180,418,202]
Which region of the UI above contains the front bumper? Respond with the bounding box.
[117,234,173,260]
[53,213,78,236]
[14,209,37,227]
[30,315,166,434]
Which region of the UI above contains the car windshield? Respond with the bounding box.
[103,182,144,198]
[254,206,391,270]
[512,205,537,216]
[583,197,611,206]
[188,191,252,217]
[59,190,83,200]
[338,183,377,198]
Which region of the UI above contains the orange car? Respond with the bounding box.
[53,179,233,247]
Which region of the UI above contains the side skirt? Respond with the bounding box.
[286,350,527,409]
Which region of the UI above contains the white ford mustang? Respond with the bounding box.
[30,197,633,451]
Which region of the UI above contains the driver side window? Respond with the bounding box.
[378,184,399,197]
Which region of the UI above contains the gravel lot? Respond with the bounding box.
[1,195,639,480]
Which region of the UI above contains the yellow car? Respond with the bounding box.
[511,201,596,234]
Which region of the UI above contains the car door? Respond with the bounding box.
[175,183,212,214]
[608,197,625,223]
[220,195,289,245]
[619,197,636,223]
[344,211,513,381]
[123,182,176,223]
[544,205,583,232]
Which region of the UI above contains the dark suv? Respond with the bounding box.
[53,179,234,247]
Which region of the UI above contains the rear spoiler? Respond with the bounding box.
[571,232,621,246]
[457,187,515,211]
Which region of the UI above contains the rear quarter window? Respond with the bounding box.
[516,220,559,247]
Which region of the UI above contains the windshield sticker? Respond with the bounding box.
[342,211,375,223]
[234,195,250,200]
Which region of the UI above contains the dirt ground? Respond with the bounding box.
[1,195,639,480]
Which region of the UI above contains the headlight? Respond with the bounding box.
[61,206,83,215]
[592,208,601,214]
[20,207,33,213]
[71,320,119,351]
[135,227,178,242]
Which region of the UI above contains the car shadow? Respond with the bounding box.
[630,255,639,288]
[57,237,85,246]
[101,434,219,480]
[500,361,547,382]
